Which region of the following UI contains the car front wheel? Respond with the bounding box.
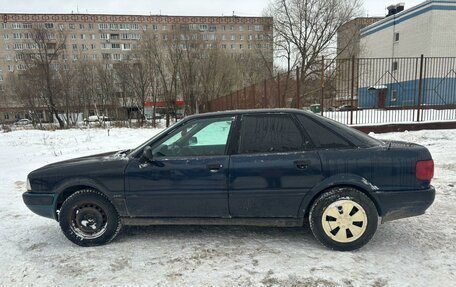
[59,189,121,247]
[309,187,378,251]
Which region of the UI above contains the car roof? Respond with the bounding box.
[184,108,310,120]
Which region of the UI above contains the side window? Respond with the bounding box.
[238,114,307,154]
[296,115,352,149]
[152,117,233,157]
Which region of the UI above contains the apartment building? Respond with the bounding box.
[0,13,273,122]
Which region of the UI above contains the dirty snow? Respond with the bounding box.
[0,127,455,286]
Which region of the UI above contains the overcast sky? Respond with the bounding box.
[0,0,425,18]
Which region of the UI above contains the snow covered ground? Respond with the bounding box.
[0,127,455,286]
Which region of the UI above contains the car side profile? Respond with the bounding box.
[23,109,435,250]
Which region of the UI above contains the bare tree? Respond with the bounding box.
[18,26,68,128]
[266,0,362,78]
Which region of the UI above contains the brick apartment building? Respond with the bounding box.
[0,13,273,123]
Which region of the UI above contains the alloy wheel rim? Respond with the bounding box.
[321,199,368,243]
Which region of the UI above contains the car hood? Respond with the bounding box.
[38,150,129,170]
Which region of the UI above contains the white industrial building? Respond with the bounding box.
[357,0,456,108]
[360,0,456,58]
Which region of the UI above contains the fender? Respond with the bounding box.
[297,173,382,219]
[52,177,128,217]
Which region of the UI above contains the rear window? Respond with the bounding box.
[297,114,352,149]
[238,114,306,154]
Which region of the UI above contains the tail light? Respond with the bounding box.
[416,160,434,181]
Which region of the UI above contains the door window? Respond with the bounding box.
[238,114,307,154]
[152,117,233,157]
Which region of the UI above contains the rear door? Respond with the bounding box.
[228,113,323,218]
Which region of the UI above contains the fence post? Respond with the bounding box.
[277,73,281,108]
[296,66,301,109]
[350,56,355,125]
[320,56,325,116]
[243,87,247,109]
[417,54,424,122]
[263,79,267,108]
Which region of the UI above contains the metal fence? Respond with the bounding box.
[207,55,456,126]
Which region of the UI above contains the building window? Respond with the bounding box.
[8,65,14,72]
[88,23,94,30]
[91,43,96,49]
[391,90,398,102]
[111,43,121,49]
[71,34,77,40]
[231,35,235,41]
[199,24,208,31]
[112,53,121,60]
[239,25,244,32]
[254,25,263,31]
[240,35,244,41]
[392,61,398,71]
[101,43,109,49]
[69,23,75,29]
[0,75,3,81]
[394,32,400,42]
[44,23,54,29]
[58,24,64,30]
[152,24,158,30]
[3,34,9,40]
[100,33,109,40]
[12,23,22,29]
[99,23,108,30]
[79,24,85,30]
[72,44,78,50]
[23,23,32,29]
[91,34,96,40]
[80,34,86,40]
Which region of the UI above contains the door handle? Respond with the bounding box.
[207,164,223,172]
[294,160,310,170]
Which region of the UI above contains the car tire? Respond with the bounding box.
[59,189,121,247]
[309,187,378,251]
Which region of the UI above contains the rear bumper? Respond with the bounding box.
[372,186,435,223]
[22,192,57,220]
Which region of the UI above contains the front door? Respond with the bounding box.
[229,113,323,218]
[125,116,235,217]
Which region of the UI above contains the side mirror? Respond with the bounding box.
[189,136,198,145]
[143,146,153,161]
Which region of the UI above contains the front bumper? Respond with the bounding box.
[22,192,58,220]
[372,186,436,223]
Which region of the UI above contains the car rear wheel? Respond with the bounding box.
[309,187,378,251]
[59,189,121,247]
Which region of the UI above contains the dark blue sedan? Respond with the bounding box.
[23,109,435,250]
